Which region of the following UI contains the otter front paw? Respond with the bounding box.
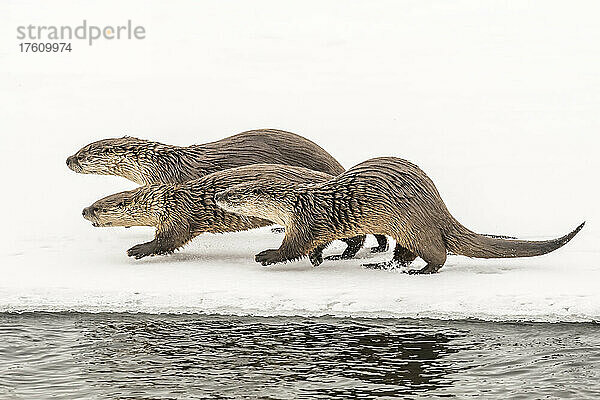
[324,251,356,261]
[255,249,283,266]
[308,250,323,267]
[371,235,389,253]
[127,242,158,259]
[370,244,389,253]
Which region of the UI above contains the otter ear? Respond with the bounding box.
[116,201,125,208]
[252,188,264,195]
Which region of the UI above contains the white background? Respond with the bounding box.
[1,1,598,321]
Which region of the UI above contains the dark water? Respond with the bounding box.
[0,313,599,399]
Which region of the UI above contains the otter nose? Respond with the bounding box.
[66,155,78,168]
[214,192,224,203]
[82,206,97,218]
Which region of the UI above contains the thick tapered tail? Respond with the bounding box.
[444,221,585,259]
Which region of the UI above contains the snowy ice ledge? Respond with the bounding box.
[2,227,599,323]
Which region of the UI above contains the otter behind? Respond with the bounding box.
[215,157,584,274]
[68,129,389,256]
[82,164,374,263]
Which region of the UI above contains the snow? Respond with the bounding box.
[1,227,599,322]
[1,0,599,322]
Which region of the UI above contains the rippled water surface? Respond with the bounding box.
[0,313,599,399]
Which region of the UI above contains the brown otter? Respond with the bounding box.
[67,128,389,255]
[214,157,584,274]
[66,129,346,184]
[82,164,367,265]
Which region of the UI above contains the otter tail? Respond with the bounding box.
[443,221,584,259]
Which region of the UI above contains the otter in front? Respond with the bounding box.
[82,164,367,264]
[215,157,584,274]
[67,128,389,254]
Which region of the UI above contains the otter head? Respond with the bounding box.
[82,186,165,228]
[215,181,295,226]
[66,136,159,184]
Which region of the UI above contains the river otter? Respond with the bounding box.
[67,128,389,255]
[214,157,584,274]
[82,164,367,264]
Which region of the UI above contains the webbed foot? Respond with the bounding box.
[370,244,389,253]
[271,227,285,234]
[127,241,159,259]
[309,249,323,267]
[324,236,365,261]
[407,264,441,275]
[323,251,355,261]
[371,235,389,253]
[255,249,283,266]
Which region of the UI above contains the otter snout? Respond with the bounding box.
[66,155,81,171]
[82,206,97,219]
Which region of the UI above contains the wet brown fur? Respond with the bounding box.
[83,164,352,259]
[215,157,584,274]
[70,129,388,257]
[67,129,346,184]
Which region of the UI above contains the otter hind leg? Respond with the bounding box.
[362,243,417,270]
[407,264,442,275]
[323,236,366,261]
[271,227,285,234]
[407,232,447,275]
[394,245,418,265]
[371,235,389,253]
